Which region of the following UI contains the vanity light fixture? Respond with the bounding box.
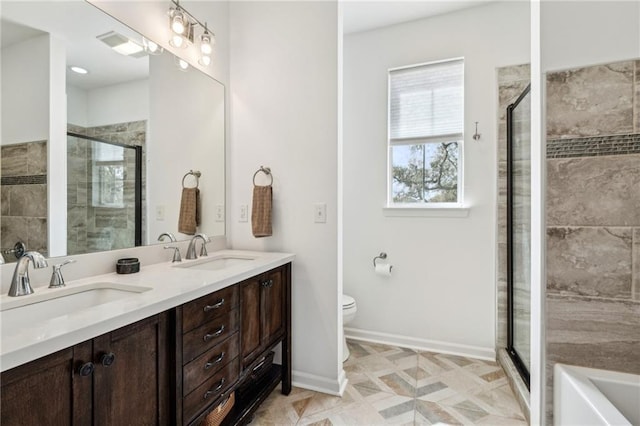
[69,66,89,75]
[167,0,215,67]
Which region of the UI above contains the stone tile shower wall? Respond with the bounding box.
[545,60,640,422]
[0,141,48,261]
[496,63,530,421]
[67,121,146,254]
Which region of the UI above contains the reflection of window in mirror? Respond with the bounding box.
[92,143,125,208]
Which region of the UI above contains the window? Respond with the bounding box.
[91,142,126,208]
[388,58,464,206]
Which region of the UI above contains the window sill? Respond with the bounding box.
[383,204,470,218]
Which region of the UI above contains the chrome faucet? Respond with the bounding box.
[8,251,48,297]
[157,232,177,242]
[186,233,210,260]
[49,259,76,288]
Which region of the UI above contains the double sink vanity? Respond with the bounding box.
[0,250,294,425]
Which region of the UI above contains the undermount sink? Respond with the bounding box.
[174,255,256,271]
[0,282,152,325]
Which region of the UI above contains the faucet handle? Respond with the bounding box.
[49,259,75,288]
[164,246,182,263]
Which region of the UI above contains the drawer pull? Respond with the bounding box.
[203,299,225,312]
[203,325,225,342]
[204,352,225,370]
[252,359,266,372]
[203,378,225,400]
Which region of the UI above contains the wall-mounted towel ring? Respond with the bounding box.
[182,170,201,189]
[372,252,387,267]
[253,166,273,186]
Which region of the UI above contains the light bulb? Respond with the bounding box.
[146,40,159,53]
[200,33,212,55]
[178,59,189,70]
[170,34,184,48]
[199,55,211,66]
[171,10,185,34]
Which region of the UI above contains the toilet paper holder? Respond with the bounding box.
[372,252,387,267]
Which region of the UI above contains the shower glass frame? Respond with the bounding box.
[67,132,143,248]
[506,83,531,390]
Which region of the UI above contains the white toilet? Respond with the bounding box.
[342,294,357,362]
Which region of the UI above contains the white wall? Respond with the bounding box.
[228,2,342,393]
[148,53,225,241]
[343,1,530,358]
[86,79,149,127]
[67,85,88,128]
[1,35,50,145]
[541,0,640,72]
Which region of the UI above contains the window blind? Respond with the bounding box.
[389,59,464,144]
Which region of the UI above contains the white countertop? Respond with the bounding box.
[0,250,294,372]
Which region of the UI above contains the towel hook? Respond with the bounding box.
[473,122,481,141]
[253,166,273,186]
[372,252,387,267]
[182,170,201,189]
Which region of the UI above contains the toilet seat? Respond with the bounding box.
[342,294,355,309]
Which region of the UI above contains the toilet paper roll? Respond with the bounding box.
[375,263,393,277]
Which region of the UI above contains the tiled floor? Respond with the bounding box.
[251,340,526,425]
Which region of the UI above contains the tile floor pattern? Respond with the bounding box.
[251,340,526,425]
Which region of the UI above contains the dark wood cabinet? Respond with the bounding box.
[0,343,92,426]
[1,262,292,426]
[0,314,169,426]
[240,266,286,366]
[93,314,170,426]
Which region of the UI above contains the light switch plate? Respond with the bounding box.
[239,205,248,222]
[215,205,224,222]
[155,205,165,221]
[314,203,327,223]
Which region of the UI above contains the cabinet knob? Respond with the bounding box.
[203,298,225,312]
[78,362,95,377]
[203,325,225,342]
[203,378,225,400]
[261,279,273,288]
[100,352,116,367]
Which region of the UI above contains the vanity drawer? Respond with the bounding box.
[182,285,238,333]
[183,309,239,363]
[183,333,240,396]
[183,357,239,425]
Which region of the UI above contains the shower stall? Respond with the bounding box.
[506,84,531,388]
[67,132,142,255]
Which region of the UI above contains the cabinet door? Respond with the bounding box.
[240,277,262,363]
[0,342,92,426]
[262,267,284,345]
[93,313,170,426]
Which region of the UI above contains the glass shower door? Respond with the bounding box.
[507,84,531,387]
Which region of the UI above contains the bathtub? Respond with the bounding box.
[554,364,640,425]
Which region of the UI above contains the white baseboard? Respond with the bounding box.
[345,327,496,361]
[292,370,345,396]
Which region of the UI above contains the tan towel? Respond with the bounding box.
[252,185,272,238]
[178,188,200,235]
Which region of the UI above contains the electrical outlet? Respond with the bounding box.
[215,205,224,222]
[155,205,165,221]
[239,205,248,222]
[314,203,326,223]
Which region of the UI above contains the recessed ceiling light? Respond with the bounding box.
[70,66,89,74]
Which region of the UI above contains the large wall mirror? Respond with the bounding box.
[0,1,225,263]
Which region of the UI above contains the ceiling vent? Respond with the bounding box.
[96,31,147,58]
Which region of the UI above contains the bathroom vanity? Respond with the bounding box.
[0,251,292,426]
